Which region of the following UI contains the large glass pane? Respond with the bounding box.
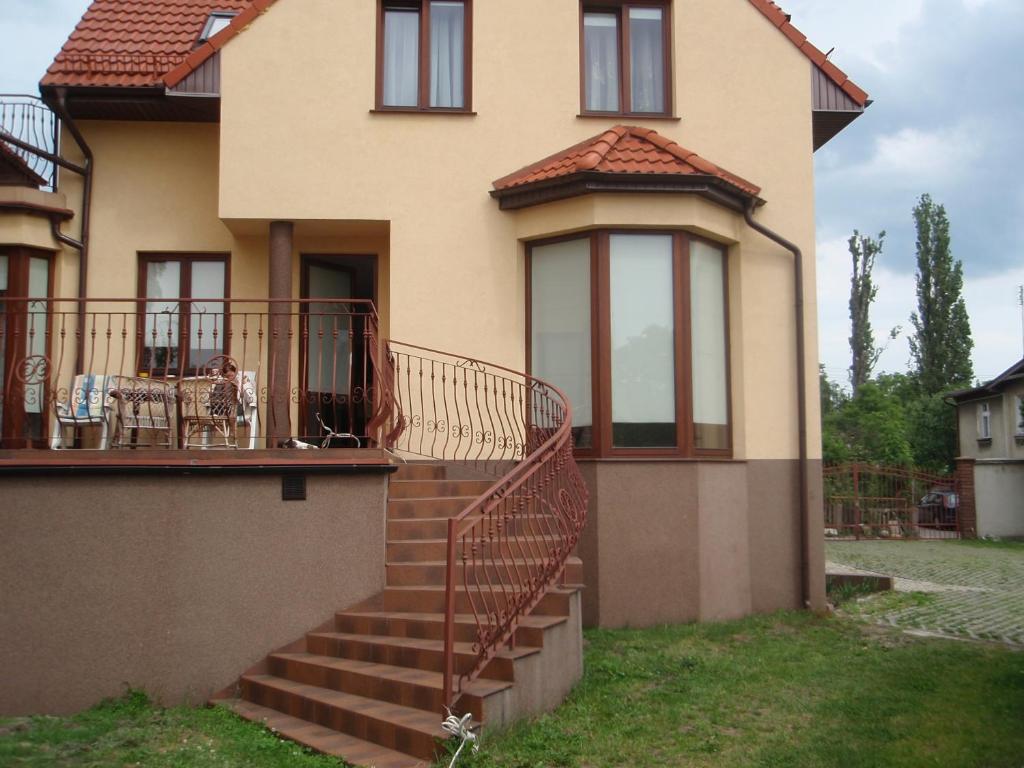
[189,261,226,369]
[429,1,464,108]
[306,264,352,400]
[531,239,593,448]
[610,234,675,447]
[629,7,665,113]
[383,7,420,107]
[24,257,49,425]
[584,12,619,112]
[143,261,180,371]
[690,240,729,450]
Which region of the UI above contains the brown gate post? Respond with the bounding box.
[955,458,977,539]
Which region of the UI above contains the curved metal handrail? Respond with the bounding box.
[383,340,588,710]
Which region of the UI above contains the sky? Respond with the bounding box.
[1,0,1022,385]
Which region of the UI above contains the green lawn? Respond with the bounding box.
[3,612,1022,768]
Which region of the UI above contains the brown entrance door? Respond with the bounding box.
[0,250,53,448]
[299,255,377,444]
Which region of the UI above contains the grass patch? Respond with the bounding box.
[2,613,1022,768]
[0,690,346,767]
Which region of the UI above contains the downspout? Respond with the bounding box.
[47,87,93,375]
[741,200,812,610]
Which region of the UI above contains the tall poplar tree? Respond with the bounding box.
[848,230,885,394]
[908,194,974,395]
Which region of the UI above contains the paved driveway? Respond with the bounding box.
[826,541,1024,646]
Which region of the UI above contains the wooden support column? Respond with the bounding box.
[268,220,294,445]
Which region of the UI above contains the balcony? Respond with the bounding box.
[0,297,397,463]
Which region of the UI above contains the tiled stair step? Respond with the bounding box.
[388,496,478,519]
[387,557,584,587]
[382,585,575,615]
[268,651,511,719]
[218,699,428,768]
[387,535,562,562]
[388,515,564,540]
[391,463,447,482]
[388,479,494,499]
[336,610,568,647]
[240,674,461,762]
[304,631,539,679]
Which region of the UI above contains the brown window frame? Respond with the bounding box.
[579,0,673,118]
[526,230,731,459]
[374,0,474,113]
[137,253,231,376]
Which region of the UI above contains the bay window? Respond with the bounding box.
[582,1,671,116]
[529,231,730,457]
[378,0,472,111]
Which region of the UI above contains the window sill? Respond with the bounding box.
[977,437,993,446]
[370,108,477,116]
[577,113,681,121]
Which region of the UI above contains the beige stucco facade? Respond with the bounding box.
[7,0,836,640]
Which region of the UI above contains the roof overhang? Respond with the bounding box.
[490,171,762,212]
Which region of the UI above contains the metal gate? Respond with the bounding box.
[823,463,961,540]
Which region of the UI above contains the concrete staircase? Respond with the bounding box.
[217,462,583,768]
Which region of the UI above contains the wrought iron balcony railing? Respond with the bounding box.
[0,95,58,192]
[0,297,393,451]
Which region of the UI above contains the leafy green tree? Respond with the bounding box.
[908,194,974,395]
[848,230,886,394]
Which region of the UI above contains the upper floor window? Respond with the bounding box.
[377,0,472,111]
[977,402,992,441]
[582,1,671,116]
[1015,395,1024,436]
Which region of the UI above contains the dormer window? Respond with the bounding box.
[199,12,236,44]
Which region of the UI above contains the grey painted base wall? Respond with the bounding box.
[0,472,388,716]
[576,459,824,628]
[975,460,1024,538]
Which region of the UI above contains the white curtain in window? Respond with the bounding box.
[585,13,619,112]
[189,261,226,368]
[629,8,664,113]
[690,241,728,428]
[384,8,419,107]
[531,239,593,438]
[430,1,464,108]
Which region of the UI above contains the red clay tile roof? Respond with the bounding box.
[746,0,868,106]
[493,126,761,199]
[41,0,260,88]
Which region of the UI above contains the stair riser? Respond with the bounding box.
[391,463,446,481]
[386,561,583,587]
[387,537,560,562]
[387,516,561,541]
[240,677,439,762]
[306,634,514,681]
[382,588,571,616]
[268,655,445,715]
[388,497,473,519]
[334,614,546,648]
[388,480,493,499]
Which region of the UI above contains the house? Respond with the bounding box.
[0,0,868,764]
[950,359,1024,538]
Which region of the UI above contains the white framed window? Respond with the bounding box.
[977,402,992,440]
[199,12,236,43]
[1015,395,1024,436]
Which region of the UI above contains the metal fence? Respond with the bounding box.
[823,462,961,540]
[0,95,58,191]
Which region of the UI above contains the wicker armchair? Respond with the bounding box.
[108,376,177,449]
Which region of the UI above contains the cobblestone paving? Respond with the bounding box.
[826,541,1024,646]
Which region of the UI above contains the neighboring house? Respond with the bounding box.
[0,1,867,764]
[951,359,1024,538]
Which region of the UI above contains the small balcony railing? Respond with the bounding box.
[0,297,393,452]
[0,95,58,191]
